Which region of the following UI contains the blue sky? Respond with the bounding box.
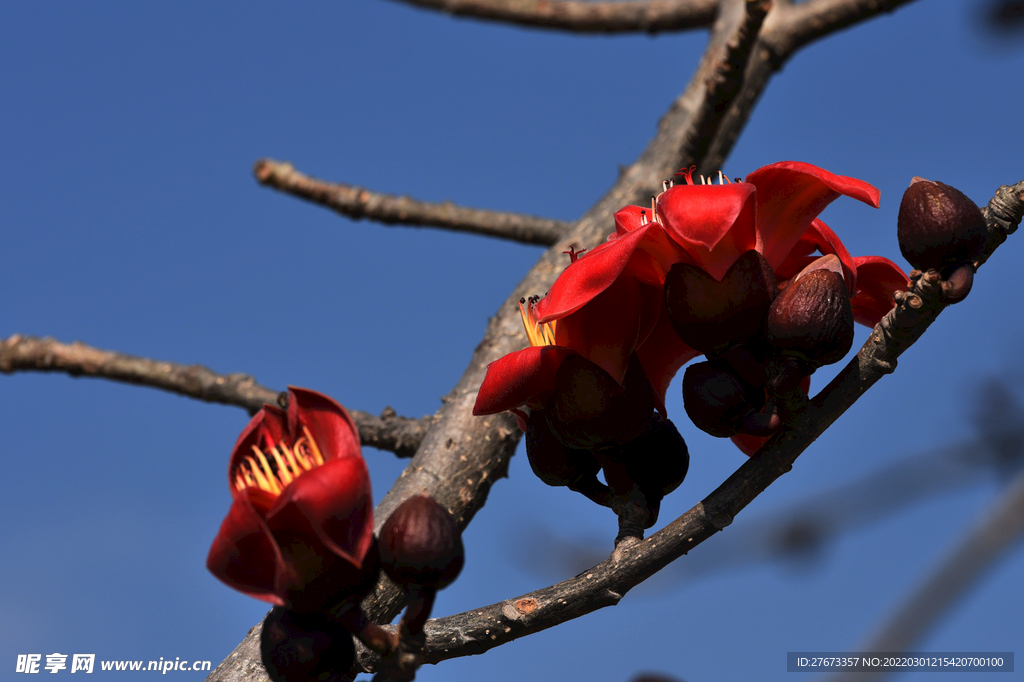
[2,1,1023,681]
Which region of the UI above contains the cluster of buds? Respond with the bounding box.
[475,161,913,538]
[674,251,854,441]
[206,387,464,681]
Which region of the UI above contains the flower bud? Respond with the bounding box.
[543,353,654,450]
[664,250,777,354]
[260,607,354,682]
[379,495,465,591]
[766,268,854,367]
[897,178,987,271]
[620,417,690,501]
[682,360,764,438]
[525,411,601,489]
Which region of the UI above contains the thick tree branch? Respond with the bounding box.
[353,179,1024,670]
[0,335,428,458]
[386,0,718,34]
[253,159,570,247]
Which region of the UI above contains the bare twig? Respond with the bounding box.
[385,0,718,34]
[254,159,570,247]
[0,335,428,457]
[820,467,1024,682]
[352,179,1024,669]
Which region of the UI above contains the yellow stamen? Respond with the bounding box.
[279,440,303,478]
[269,445,294,485]
[301,426,325,466]
[518,296,557,348]
[245,448,280,495]
[232,426,331,496]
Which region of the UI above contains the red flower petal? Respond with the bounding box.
[206,487,286,606]
[553,275,642,385]
[534,225,652,321]
[267,456,374,573]
[635,305,700,414]
[287,387,361,463]
[613,205,649,235]
[656,183,757,281]
[850,256,910,327]
[227,404,287,500]
[746,161,879,273]
[472,345,581,415]
[800,219,858,291]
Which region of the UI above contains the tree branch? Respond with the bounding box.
[208,2,962,679]
[385,0,718,34]
[253,159,570,247]
[0,335,428,458]
[353,178,1024,670]
[699,0,919,171]
[532,408,1024,580]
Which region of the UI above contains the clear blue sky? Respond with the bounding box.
[2,1,1023,680]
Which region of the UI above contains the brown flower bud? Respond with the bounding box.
[543,353,655,450]
[379,495,465,591]
[897,178,987,271]
[260,607,354,682]
[682,360,764,438]
[620,417,690,501]
[525,411,601,489]
[767,268,854,367]
[664,250,777,354]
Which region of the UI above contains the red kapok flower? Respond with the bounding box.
[473,230,681,428]
[206,387,374,610]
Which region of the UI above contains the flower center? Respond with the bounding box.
[518,295,556,347]
[233,425,326,496]
[673,165,734,186]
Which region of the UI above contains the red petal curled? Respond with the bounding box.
[535,225,653,321]
[552,275,642,385]
[287,387,361,462]
[267,456,374,575]
[613,205,650,235]
[850,256,910,327]
[746,162,879,273]
[206,487,287,606]
[227,404,287,499]
[473,346,581,415]
[656,183,757,281]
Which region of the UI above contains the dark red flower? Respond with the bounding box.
[472,229,688,424]
[475,162,910,461]
[206,387,374,610]
[656,162,908,328]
